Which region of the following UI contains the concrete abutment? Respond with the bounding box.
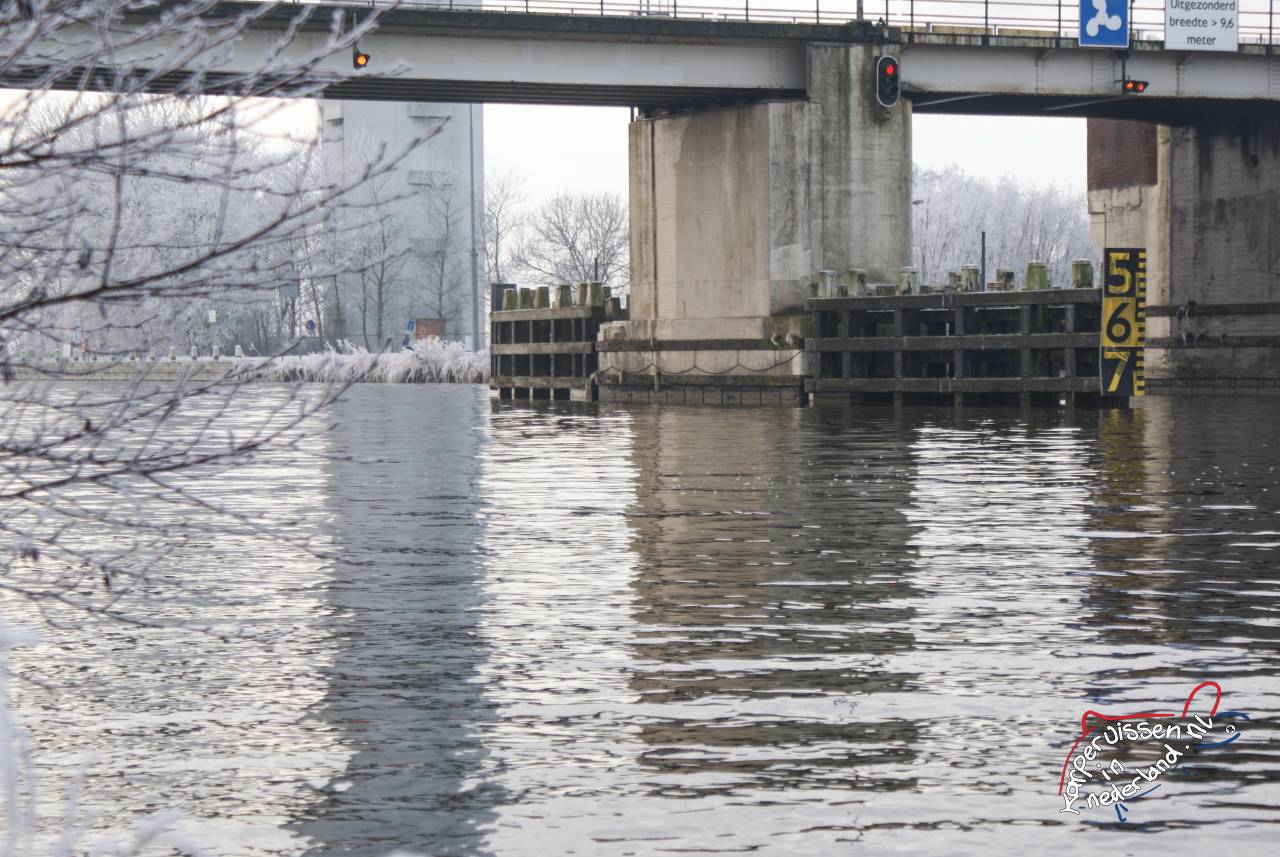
[1089,109,1280,388]
[602,44,911,401]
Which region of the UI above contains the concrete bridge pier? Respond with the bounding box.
[599,44,911,403]
[1089,109,1280,391]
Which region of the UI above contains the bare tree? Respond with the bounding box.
[0,2,432,848]
[912,166,1096,287]
[512,191,629,294]
[349,171,410,350]
[412,179,470,337]
[484,169,527,285]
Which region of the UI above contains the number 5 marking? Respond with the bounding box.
[1108,252,1133,296]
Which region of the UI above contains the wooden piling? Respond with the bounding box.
[1071,259,1094,289]
[804,287,1104,407]
[1025,261,1050,290]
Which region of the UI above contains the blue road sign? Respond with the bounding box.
[406,319,416,333]
[1079,0,1129,48]
[306,319,316,333]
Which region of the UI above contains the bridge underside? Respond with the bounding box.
[6,66,1269,122]
[0,68,802,111]
[908,93,1280,124]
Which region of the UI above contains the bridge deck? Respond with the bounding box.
[10,3,1278,116]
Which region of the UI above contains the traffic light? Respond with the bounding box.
[1122,78,1149,94]
[875,55,901,108]
[353,46,370,69]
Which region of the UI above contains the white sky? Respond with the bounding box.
[484,106,1088,203]
[0,88,1087,200]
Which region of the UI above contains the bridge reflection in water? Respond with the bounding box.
[19,386,1263,855]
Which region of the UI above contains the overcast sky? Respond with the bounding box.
[485,106,1088,204]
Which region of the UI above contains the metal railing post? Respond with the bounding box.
[911,0,914,32]
[745,1,749,22]
[816,1,820,24]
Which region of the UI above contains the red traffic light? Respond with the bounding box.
[353,47,370,69]
[875,55,901,108]
[1122,78,1149,94]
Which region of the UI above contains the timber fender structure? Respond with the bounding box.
[806,288,1105,407]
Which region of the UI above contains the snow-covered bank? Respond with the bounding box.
[261,341,487,384]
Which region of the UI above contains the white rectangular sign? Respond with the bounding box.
[1165,0,1239,52]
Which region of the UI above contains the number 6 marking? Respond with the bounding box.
[1107,302,1134,345]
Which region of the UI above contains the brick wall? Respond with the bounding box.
[1087,119,1159,191]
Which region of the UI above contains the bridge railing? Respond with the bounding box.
[336,0,1279,47]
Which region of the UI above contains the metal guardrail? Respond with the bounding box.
[328,0,1278,46]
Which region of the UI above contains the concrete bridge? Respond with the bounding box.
[10,1,1280,390]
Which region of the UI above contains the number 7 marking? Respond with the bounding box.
[1105,350,1131,393]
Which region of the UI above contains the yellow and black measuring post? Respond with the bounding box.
[1100,247,1147,398]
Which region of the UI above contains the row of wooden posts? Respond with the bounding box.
[499,282,626,317]
[817,260,1096,298]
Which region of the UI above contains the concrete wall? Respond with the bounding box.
[628,100,820,330]
[622,44,911,344]
[808,44,913,284]
[1089,109,1280,381]
[1168,110,1280,313]
[1087,119,1173,375]
[321,100,484,348]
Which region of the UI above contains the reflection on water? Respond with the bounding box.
[292,388,499,855]
[4,387,1280,854]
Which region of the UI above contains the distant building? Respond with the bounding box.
[321,100,484,350]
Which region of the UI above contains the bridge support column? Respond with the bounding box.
[604,44,912,404]
[808,44,913,284]
[1090,110,1280,390]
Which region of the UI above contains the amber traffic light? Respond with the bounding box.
[1122,78,1149,94]
[353,46,370,69]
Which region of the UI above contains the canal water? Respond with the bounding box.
[4,385,1279,855]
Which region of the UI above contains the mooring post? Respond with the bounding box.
[853,269,868,297]
[815,270,834,298]
[898,267,919,295]
[1025,261,1050,290]
[1070,259,1094,289]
